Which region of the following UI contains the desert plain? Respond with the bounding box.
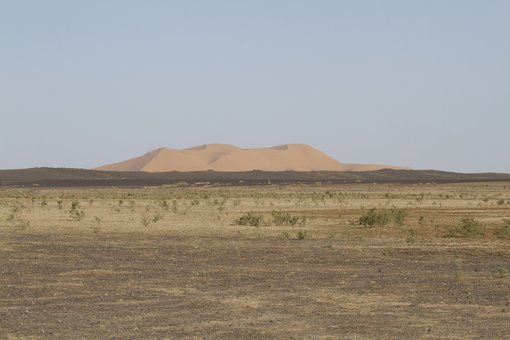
[1,181,509,339]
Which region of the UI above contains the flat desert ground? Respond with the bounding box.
[1,182,510,338]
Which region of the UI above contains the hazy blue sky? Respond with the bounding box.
[1,1,509,172]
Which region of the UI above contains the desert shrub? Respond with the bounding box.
[217,200,226,212]
[382,248,393,257]
[6,204,30,229]
[159,199,169,210]
[140,207,163,227]
[459,216,485,238]
[445,216,485,238]
[405,229,417,244]
[493,265,509,278]
[282,230,291,239]
[234,212,264,226]
[358,208,391,227]
[91,216,102,234]
[40,198,48,208]
[358,207,408,227]
[271,211,304,226]
[418,216,425,226]
[494,219,510,239]
[296,230,307,240]
[69,200,85,221]
[391,207,408,225]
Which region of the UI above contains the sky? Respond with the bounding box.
[1,1,509,173]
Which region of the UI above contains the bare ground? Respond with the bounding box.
[0,183,509,338]
[1,231,509,339]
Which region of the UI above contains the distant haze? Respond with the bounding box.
[1,1,509,173]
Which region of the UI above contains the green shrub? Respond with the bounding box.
[296,230,307,240]
[235,212,264,226]
[69,200,85,221]
[493,266,509,278]
[6,204,30,229]
[358,208,390,227]
[391,207,408,225]
[445,216,485,238]
[159,199,169,210]
[91,216,102,234]
[272,211,297,225]
[358,207,408,227]
[271,211,305,226]
[40,198,48,208]
[418,216,425,225]
[282,230,291,239]
[405,229,417,244]
[140,207,163,227]
[494,219,510,239]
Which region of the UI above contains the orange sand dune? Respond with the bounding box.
[94,144,409,172]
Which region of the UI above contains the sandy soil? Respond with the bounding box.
[0,182,509,338]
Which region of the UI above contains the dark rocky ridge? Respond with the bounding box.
[0,167,509,187]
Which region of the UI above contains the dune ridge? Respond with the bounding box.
[94,143,408,172]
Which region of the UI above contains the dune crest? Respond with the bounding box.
[94,143,408,172]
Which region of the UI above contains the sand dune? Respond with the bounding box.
[94,143,408,172]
